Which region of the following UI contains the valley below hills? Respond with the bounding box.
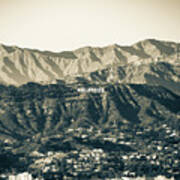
[0,39,180,179]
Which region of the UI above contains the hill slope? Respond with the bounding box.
[0,40,180,179]
[0,82,179,142]
[0,39,179,95]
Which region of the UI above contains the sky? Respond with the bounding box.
[0,0,180,52]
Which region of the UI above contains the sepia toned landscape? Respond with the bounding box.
[1,0,180,179]
[0,39,179,179]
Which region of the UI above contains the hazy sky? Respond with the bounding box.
[0,0,180,51]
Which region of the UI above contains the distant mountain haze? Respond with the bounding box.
[0,39,180,95]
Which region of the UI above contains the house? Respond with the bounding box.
[9,172,33,180]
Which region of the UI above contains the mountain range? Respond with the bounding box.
[0,39,180,179]
[0,38,179,144]
[0,39,179,94]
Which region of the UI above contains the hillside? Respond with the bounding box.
[0,82,179,143]
[0,82,179,179]
[0,39,179,95]
[0,39,180,179]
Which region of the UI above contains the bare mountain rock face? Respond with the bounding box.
[0,39,179,94]
[0,39,180,179]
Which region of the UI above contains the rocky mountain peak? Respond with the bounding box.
[0,39,179,90]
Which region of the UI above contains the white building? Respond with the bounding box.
[9,172,32,180]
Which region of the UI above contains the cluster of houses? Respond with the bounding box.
[65,148,107,176]
[6,172,33,180]
[5,173,176,180]
[120,176,175,180]
[1,121,179,180]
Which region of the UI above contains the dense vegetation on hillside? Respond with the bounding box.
[0,82,179,179]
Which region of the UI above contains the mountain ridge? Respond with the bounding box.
[0,38,179,54]
[0,39,179,90]
[0,39,180,179]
